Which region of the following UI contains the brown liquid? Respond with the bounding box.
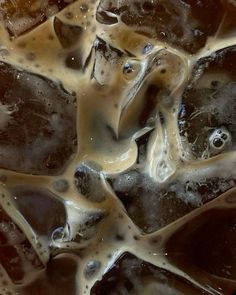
[0,0,235,295]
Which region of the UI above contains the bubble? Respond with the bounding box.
[123,60,141,79]
[84,260,101,279]
[0,1,235,294]
[149,236,162,245]
[209,127,232,154]
[211,80,220,88]
[51,224,70,243]
[53,179,69,193]
[80,4,89,13]
[213,137,224,148]
[48,34,54,41]
[143,43,154,54]
[115,234,125,241]
[65,51,83,70]
[74,162,106,202]
[25,52,36,61]
[64,12,74,20]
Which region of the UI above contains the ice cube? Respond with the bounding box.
[179,45,236,159]
[73,211,106,243]
[10,187,67,238]
[109,170,197,233]
[135,130,154,164]
[217,1,236,39]
[74,162,106,203]
[0,207,43,284]
[20,254,78,295]
[109,166,236,234]
[0,61,77,175]
[165,207,236,294]
[97,0,224,53]
[91,252,205,295]
[91,37,125,86]
[0,0,76,37]
[54,17,83,49]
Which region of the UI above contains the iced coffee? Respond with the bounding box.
[0,0,236,294]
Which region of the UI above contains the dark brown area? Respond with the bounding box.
[65,50,83,70]
[91,252,207,294]
[97,0,224,53]
[0,206,43,284]
[179,45,236,159]
[10,187,67,237]
[217,2,236,38]
[108,171,197,233]
[74,162,106,202]
[0,0,76,37]
[0,62,77,175]
[135,129,153,164]
[20,255,78,295]
[109,170,236,233]
[139,84,159,128]
[54,17,83,49]
[165,208,236,294]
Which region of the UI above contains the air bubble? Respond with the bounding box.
[209,127,232,154]
[149,236,162,245]
[53,179,69,192]
[64,12,74,20]
[51,224,70,243]
[84,260,101,279]
[143,43,153,54]
[25,52,36,61]
[123,60,141,80]
[48,34,54,41]
[65,51,83,70]
[211,80,219,87]
[221,133,228,140]
[123,63,134,74]
[80,4,89,13]
[115,234,124,241]
[213,137,224,148]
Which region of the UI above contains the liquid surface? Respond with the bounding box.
[0,0,235,294]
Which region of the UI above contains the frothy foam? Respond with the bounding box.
[0,0,235,294]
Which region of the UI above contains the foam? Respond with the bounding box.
[0,0,235,294]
